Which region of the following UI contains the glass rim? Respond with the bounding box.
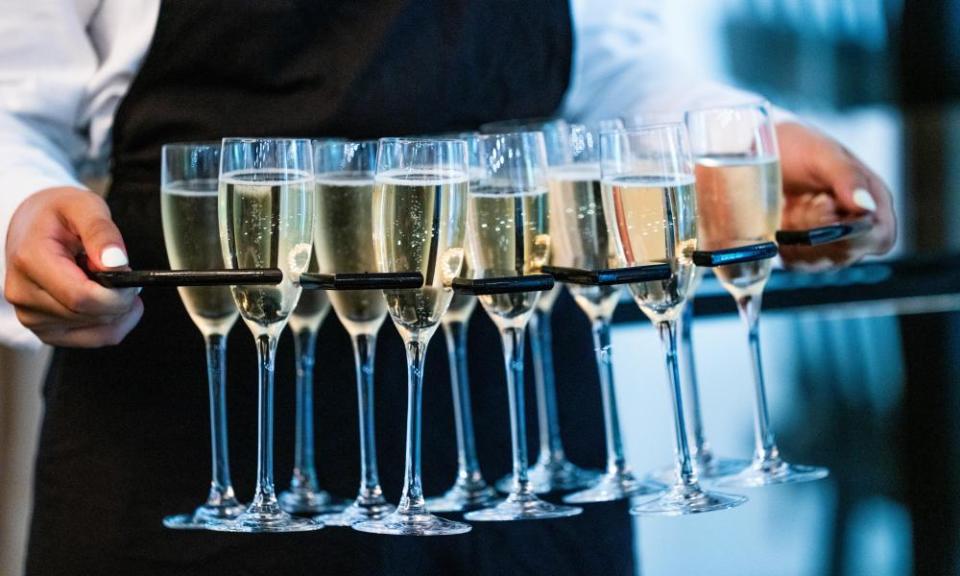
[570,118,624,132]
[314,138,379,150]
[378,136,468,146]
[161,141,220,152]
[599,121,687,137]
[476,130,545,141]
[683,99,772,117]
[220,137,312,146]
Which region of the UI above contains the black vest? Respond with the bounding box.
[28,2,635,574]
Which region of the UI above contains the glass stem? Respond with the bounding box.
[204,333,237,506]
[352,333,384,504]
[443,320,482,485]
[680,303,711,462]
[592,317,627,475]
[290,327,319,492]
[736,294,780,463]
[398,338,429,516]
[252,332,280,511]
[529,309,566,463]
[501,326,533,495]
[657,320,698,487]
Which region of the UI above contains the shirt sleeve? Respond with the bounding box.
[0,0,104,347]
[562,0,796,125]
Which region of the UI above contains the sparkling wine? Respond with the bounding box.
[219,170,314,332]
[603,174,697,322]
[374,170,468,341]
[161,181,239,336]
[549,166,621,320]
[314,175,387,336]
[467,187,550,328]
[694,156,782,299]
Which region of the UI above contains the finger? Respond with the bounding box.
[863,169,897,254]
[17,238,139,316]
[5,272,132,321]
[33,299,144,348]
[781,191,839,231]
[59,193,130,271]
[14,304,126,330]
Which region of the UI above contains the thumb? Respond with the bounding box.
[61,192,129,271]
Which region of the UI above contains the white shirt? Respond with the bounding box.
[0,0,764,347]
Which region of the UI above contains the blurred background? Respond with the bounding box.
[617,1,959,575]
[1,0,957,574]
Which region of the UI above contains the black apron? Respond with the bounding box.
[27,1,635,574]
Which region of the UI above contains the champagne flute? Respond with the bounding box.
[427,133,499,512]
[554,124,664,504]
[686,103,829,487]
[353,138,472,536]
[279,138,346,515]
[425,272,500,512]
[212,137,321,533]
[160,143,244,529]
[463,131,581,521]
[278,252,348,515]
[647,270,752,483]
[505,283,603,492]
[600,124,746,515]
[311,140,395,526]
[484,119,599,494]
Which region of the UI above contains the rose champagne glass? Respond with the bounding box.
[686,103,829,487]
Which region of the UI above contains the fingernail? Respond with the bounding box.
[853,188,877,212]
[100,246,129,268]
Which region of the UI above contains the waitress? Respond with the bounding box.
[2,0,895,574]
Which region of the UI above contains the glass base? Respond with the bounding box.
[207,504,324,533]
[162,501,246,530]
[464,491,582,522]
[279,488,350,515]
[315,500,395,527]
[495,458,601,494]
[353,510,471,536]
[562,469,665,504]
[717,457,830,488]
[629,482,747,516]
[426,481,500,513]
[647,456,753,484]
